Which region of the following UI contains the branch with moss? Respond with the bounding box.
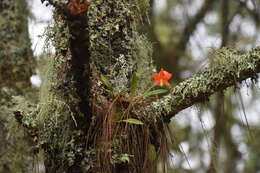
[152,47,260,122]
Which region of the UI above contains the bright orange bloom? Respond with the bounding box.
[152,68,172,87]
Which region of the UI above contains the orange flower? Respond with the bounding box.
[152,68,172,87]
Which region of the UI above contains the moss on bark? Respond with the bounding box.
[33,3,92,171]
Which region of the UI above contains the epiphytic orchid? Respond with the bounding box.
[152,68,172,87]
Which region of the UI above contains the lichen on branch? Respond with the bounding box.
[152,47,260,121]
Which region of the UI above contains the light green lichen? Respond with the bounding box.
[132,33,155,90]
[88,0,154,94]
[88,0,136,93]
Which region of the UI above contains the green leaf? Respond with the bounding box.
[148,144,157,161]
[119,118,144,125]
[100,74,113,92]
[130,72,138,97]
[143,89,168,98]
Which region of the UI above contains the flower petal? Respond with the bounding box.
[153,81,160,87]
[152,73,161,80]
[163,80,171,86]
[161,70,172,80]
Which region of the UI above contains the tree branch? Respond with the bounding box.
[238,0,259,24]
[166,0,217,78]
[176,0,217,51]
[151,47,260,122]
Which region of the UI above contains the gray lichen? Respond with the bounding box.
[88,0,153,94]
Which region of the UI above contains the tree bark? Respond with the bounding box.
[0,0,35,172]
[0,0,35,93]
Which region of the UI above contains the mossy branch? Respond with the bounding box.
[152,47,260,122]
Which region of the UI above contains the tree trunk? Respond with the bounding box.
[35,0,162,172]
[0,0,34,93]
[0,0,35,172]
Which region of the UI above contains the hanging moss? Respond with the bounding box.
[32,2,92,169]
